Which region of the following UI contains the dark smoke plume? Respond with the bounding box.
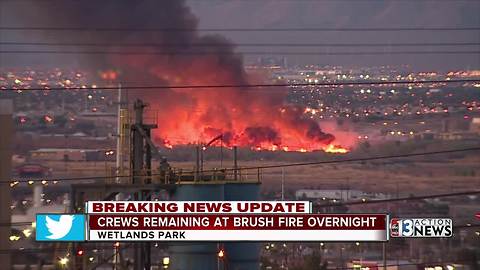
[8,0,345,151]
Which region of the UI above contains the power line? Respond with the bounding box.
[4,146,480,184]
[211,0,479,1]
[219,0,470,1]
[0,245,135,254]
[3,78,479,92]
[1,26,479,32]
[316,190,480,208]
[2,41,479,47]
[331,260,478,270]
[0,245,476,270]
[193,146,480,174]
[1,50,478,56]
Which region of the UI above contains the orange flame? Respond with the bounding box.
[161,141,350,154]
[163,139,173,149]
[118,49,356,154]
[322,144,349,154]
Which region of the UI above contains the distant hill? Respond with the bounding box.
[186,0,480,69]
[187,1,479,30]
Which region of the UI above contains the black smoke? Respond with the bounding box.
[1,0,339,150]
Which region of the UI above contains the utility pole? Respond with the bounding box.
[200,144,204,175]
[116,85,124,184]
[382,243,387,270]
[195,145,200,181]
[282,168,286,268]
[339,246,344,270]
[113,85,125,270]
[281,168,285,201]
[233,146,238,180]
[220,135,223,167]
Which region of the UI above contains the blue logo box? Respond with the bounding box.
[36,214,86,242]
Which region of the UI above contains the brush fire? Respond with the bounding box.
[23,0,353,153]
[119,58,353,153]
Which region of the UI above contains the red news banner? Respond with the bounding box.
[85,201,388,241]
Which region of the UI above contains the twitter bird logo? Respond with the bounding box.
[46,215,74,239]
[36,214,85,241]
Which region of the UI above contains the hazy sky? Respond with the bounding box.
[1,0,479,70]
[187,0,480,70]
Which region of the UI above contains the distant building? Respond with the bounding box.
[435,131,479,141]
[257,56,287,69]
[348,260,417,270]
[29,148,114,161]
[295,189,389,201]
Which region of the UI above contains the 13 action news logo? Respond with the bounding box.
[390,218,452,237]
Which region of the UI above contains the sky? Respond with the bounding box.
[0,0,479,70]
[187,0,480,70]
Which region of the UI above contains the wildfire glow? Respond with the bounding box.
[110,11,356,154]
[322,144,349,154]
[163,140,173,149]
[162,140,350,154]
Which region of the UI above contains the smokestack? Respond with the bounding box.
[0,99,13,269]
[195,145,200,181]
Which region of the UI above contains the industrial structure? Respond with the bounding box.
[69,98,261,270]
